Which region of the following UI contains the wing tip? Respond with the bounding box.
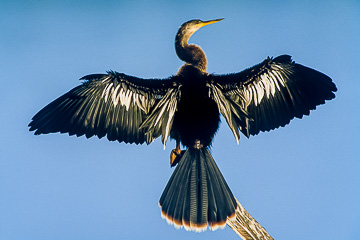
[79,73,107,81]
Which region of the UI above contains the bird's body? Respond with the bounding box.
[171,19,223,148]
[29,19,337,232]
[171,66,220,148]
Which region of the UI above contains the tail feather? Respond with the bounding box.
[205,149,237,228]
[159,147,237,231]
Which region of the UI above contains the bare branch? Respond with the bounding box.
[227,197,274,240]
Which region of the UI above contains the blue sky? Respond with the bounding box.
[1,0,359,239]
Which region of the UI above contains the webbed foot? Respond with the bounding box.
[170,142,183,167]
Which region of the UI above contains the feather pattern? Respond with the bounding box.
[140,87,180,147]
[159,147,237,232]
[209,55,337,139]
[29,71,178,145]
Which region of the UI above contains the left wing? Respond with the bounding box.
[208,55,337,142]
[29,71,179,145]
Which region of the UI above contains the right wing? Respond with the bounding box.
[208,55,337,142]
[29,71,179,145]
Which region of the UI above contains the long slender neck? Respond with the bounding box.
[175,27,207,72]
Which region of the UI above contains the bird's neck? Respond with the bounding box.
[175,30,207,72]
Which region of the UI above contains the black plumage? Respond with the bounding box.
[160,148,236,231]
[29,19,337,232]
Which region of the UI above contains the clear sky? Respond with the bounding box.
[1,0,359,239]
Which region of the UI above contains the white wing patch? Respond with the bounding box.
[152,89,179,148]
[238,64,292,108]
[111,84,121,107]
[101,81,151,112]
[208,83,242,143]
[139,87,179,148]
[101,82,113,103]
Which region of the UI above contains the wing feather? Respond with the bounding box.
[209,55,337,139]
[29,71,178,145]
[140,87,180,147]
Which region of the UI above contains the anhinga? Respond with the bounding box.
[29,19,337,232]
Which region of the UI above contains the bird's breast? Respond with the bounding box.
[171,80,220,147]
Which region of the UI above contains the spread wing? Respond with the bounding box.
[208,55,337,142]
[29,71,179,145]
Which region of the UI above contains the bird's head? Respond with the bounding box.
[177,18,224,44]
[175,18,223,72]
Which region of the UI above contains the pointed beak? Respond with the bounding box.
[201,18,224,27]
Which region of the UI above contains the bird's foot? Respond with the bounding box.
[193,140,203,149]
[170,147,183,167]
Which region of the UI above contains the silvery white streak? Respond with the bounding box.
[254,81,263,106]
[163,92,178,146]
[209,83,240,143]
[101,82,113,103]
[112,84,121,107]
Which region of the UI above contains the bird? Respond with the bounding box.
[28,18,337,232]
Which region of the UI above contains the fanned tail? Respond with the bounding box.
[159,147,237,231]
